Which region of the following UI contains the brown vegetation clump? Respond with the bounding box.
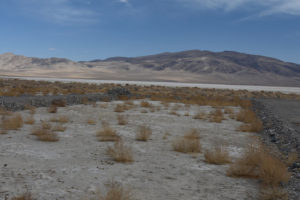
[140,101,152,108]
[10,192,34,200]
[117,115,128,125]
[48,105,57,113]
[24,105,36,114]
[107,140,133,163]
[204,145,231,165]
[87,119,96,125]
[136,125,152,141]
[285,151,298,166]
[24,116,35,125]
[50,116,69,123]
[52,125,66,132]
[193,112,206,120]
[98,181,133,200]
[32,126,59,142]
[208,109,224,123]
[236,109,263,132]
[227,143,290,186]
[259,186,288,200]
[97,127,120,141]
[1,113,23,130]
[173,129,201,153]
[114,104,130,113]
[51,99,66,107]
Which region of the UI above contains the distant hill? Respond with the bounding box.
[1,50,300,86]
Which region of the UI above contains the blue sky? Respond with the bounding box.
[1,0,300,63]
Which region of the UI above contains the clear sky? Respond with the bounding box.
[1,0,300,63]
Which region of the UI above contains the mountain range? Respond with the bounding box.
[1,50,300,86]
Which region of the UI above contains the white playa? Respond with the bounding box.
[2,76,300,94]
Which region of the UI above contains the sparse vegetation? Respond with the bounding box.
[204,145,231,165]
[173,129,201,153]
[97,181,133,200]
[32,125,59,142]
[24,116,35,125]
[52,125,66,132]
[97,127,120,141]
[140,101,152,108]
[107,140,133,163]
[136,125,152,141]
[87,119,96,125]
[117,115,128,125]
[48,105,57,113]
[10,192,34,200]
[236,109,263,132]
[50,116,69,123]
[1,113,23,130]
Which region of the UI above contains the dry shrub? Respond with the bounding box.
[173,129,201,153]
[97,127,120,141]
[208,109,224,123]
[98,181,133,200]
[117,115,128,125]
[102,120,110,128]
[1,113,23,130]
[204,145,231,165]
[32,126,59,142]
[24,105,36,114]
[114,104,128,112]
[169,110,179,116]
[193,112,206,120]
[50,116,69,123]
[136,125,152,141]
[52,125,66,132]
[259,186,288,200]
[51,99,66,107]
[48,105,57,113]
[224,107,234,114]
[42,121,51,129]
[81,97,90,105]
[0,107,12,115]
[236,109,263,132]
[10,192,34,200]
[107,140,133,163]
[24,116,35,125]
[87,119,96,125]
[184,112,189,116]
[227,143,290,186]
[0,129,7,134]
[140,101,152,108]
[100,103,108,109]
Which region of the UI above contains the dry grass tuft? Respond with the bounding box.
[87,119,96,125]
[24,105,36,114]
[193,112,206,120]
[117,115,128,125]
[24,116,35,125]
[140,101,152,108]
[98,181,133,200]
[32,126,59,142]
[50,116,69,123]
[204,145,231,165]
[136,125,152,141]
[48,105,57,113]
[51,99,66,107]
[114,104,130,113]
[97,127,120,141]
[107,140,133,163]
[236,109,263,132]
[42,121,51,130]
[173,129,201,153]
[52,125,66,132]
[10,192,34,200]
[259,186,288,200]
[227,143,290,186]
[1,113,23,130]
[208,109,224,123]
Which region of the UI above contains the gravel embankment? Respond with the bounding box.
[252,99,300,200]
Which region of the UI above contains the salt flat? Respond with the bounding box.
[2,76,300,94]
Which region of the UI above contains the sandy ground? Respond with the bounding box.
[0,100,259,200]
